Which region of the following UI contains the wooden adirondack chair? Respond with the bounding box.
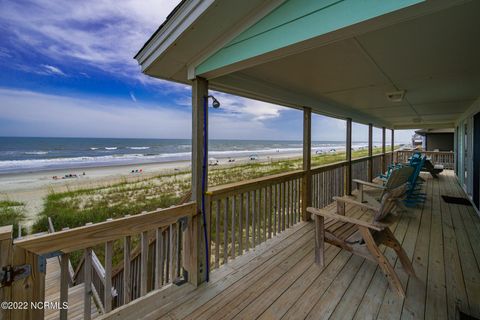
[308,184,415,298]
[353,165,414,210]
[422,158,443,178]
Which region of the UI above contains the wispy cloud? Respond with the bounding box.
[209,92,285,121]
[0,47,11,58]
[42,64,66,76]
[129,91,137,102]
[0,0,181,85]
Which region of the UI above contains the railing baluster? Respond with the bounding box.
[60,253,69,320]
[289,180,293,227]
[215,199,220,269]
[123,236,131,304]
[252,190,256,248]
[283,181,290,230]
[165,229,170,283]
[256,189,260,245]
[105,240,113,312]
[246,193,250,251]
[276,183,280,235]
[282,182,286,231]
[141,231,148,296]
[207,198,212,272]
[263,187,267,242]
[299,178,302,221]
[224,197,229,263]
[268,185,272,239]
[176,223,181,278]
[84,247,92,320]
[238,193,243,256]
[231,196,236,259]
[169,224,177,282]
[155,227,164,288]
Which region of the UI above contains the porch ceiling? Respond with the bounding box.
[208,0,480,129]
[137,0,480,129]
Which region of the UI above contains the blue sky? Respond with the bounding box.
[0,0,414,142]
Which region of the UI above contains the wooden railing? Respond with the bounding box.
[396,150,454,169]
[3,203,195,320]
[311,161,346,209]
[371,154,384,178]
[351,157,369,189]
[206,170,304,269]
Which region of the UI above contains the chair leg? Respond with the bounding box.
[314,214,325,267]
[358,226,406,298]
[395,199,408,213]
[359,184,365,203]
[382,228,416,277]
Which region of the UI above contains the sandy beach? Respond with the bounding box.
[0,151,304,225]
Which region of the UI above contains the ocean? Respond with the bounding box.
[0,137,383,174]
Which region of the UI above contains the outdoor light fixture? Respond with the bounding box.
[207,95,220,108]
[386,90,406,102]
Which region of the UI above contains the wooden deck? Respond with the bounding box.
[105,171,480,320]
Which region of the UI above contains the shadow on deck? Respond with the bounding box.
[104,171,480,320]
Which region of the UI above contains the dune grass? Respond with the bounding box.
[0,200,26,238]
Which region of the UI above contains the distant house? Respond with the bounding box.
[415,128,454,151]
[411,133,424,149]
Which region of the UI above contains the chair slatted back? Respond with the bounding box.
[384,166,415,190]
[374,184,407,222]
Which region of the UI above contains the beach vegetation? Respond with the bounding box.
[0,200,27,238]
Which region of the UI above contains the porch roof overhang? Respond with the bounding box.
[135,0,480,130]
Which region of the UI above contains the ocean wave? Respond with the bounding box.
[127,146,150,150]
[0,143,368,173]
[90,147,99,150]
[105,147,117,150]
[24,151,48,155]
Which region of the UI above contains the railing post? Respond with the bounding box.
[11,247,45,319]
[382,127,386,173]
[368,123,373,181]
[302,107,312,221]
[0,226,13,320]
[186,76,208,286]
[1,226,46,320]
[391,129,395,163]
[346,118,352,195]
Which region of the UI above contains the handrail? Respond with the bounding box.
[14,202,196,254]
[207,169,304,199]
[311,160,347,174]
[351,155,370,164]
[397,150,454,155]
[207,154,392,199]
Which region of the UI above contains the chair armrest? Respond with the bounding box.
[333,196,379,212]
[352,179,386,190]
[307,207,387,231]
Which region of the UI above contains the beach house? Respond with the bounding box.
[1,0,480,319]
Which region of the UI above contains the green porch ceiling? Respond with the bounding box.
[196,0,424,76]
